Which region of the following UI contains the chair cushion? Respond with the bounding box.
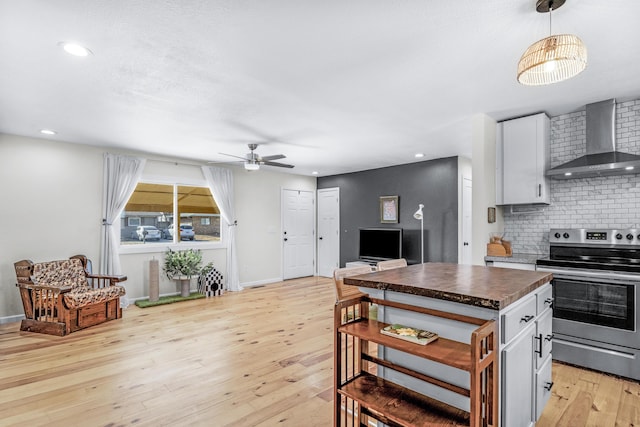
[33,259,87,290]
[63,285,126,309]
[33,258,125,309]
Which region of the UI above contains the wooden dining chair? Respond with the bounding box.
[376,258,407,271]
[332,265,374,303]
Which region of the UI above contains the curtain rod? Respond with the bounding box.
[148,157,235,170]
[106,152,234,169]
[147,157,207,167]
[106,152,209,168]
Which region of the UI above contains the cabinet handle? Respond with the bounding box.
[544,381,554,391]
[520,315,534,323]
[534,334,543,356]
[538,184,542,197]
[544,297,554,308]
[545,334,554,342]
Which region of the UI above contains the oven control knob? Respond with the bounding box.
[554,232,561,239]
[562,232,570,239]
[616,233,623,240]
[627,233,634,241]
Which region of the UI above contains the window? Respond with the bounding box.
[127,217,141,227]
[120,183,221,245]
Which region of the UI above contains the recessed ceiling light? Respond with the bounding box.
[564,172,572,176]
[59,41,93,57]
[312,171,319,175]
[40,129,57,135]
[415,153,425,158]
[625,166,634,171]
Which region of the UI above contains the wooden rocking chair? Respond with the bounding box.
[14,255,127,336]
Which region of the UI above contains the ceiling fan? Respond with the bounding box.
[216,144,294,171]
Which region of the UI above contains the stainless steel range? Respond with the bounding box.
[536,228,640,380]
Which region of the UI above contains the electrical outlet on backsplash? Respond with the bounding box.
[502,98,640,255]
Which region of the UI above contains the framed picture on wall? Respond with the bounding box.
[380,196,399,223]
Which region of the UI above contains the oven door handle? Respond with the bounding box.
[536,266,640,282]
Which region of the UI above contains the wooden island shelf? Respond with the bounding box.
[334,295,498,427]
[336,263,554,427]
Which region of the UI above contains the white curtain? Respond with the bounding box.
[201,166,242,292]
[100,153,146,275]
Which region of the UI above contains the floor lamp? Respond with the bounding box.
[413,204,424,264]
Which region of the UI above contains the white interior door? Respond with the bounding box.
[282,189,315,280]
[317,187,340,277]
[461,177,472,265]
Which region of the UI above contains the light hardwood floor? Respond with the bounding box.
[1,276,638,426]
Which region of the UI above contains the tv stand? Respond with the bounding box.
[345,260,376,269]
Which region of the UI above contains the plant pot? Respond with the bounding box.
[176,277,191,297]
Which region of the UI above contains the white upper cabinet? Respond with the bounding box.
[496,113,550,205]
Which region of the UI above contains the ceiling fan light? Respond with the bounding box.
[244,162,260,171]
[517,34,587,86]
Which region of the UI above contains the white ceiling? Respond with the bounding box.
[1,0,639,177]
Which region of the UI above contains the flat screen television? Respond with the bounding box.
[358,228,403,262]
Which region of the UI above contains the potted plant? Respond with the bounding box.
[163,248,203,297]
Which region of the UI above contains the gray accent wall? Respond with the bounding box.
[318,157,459,266]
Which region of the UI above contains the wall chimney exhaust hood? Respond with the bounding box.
[547,99,640,179]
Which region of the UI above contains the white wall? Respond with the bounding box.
[0,134,104,321]
[0,133,316,321]
[471,114,504,265]
[235,170,316,285]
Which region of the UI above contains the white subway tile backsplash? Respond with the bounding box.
[503,99,640,255]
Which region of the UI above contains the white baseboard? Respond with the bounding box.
[0,314,25,325]
[126,291,183,303]
[241,277,282,288]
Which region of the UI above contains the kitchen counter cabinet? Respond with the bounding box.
[496,113,550,205]
[343,263,553,427]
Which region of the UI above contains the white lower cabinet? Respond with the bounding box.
[501,283,553,427]
[535,354,553,420]
[535,308,553,369]
[502,320,535,427]
[534,306,553,420]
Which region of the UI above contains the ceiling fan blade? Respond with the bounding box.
[259,154,286,161]
[218,152,249,161]
[207,160,244,164]
[262,161,294,168]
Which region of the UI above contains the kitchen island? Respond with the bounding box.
[341,262,553,427]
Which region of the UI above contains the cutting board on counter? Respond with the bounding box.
[487,240,512,257]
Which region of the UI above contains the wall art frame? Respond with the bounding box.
[380,196,399,223]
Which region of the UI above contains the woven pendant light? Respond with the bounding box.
[517,0,587,86]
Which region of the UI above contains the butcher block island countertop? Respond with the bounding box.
[344,262,553,310]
